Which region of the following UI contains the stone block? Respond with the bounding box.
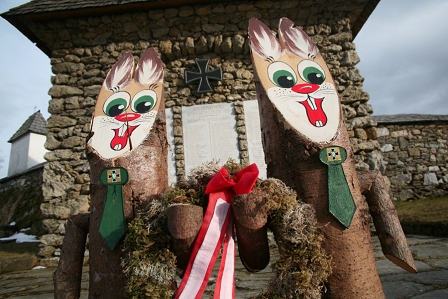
[376,127,389,137]
[408,147,420,157]
[443,174,448,183]
[52,62,84,74]
[0,255,37,274]
[40,234,64,247]
[83,85,101,97]
[390,174,411,186]
[39,245,56,257]
[39,257,60,267]
[424,173,439,186]
[390,130,408,138]
[399,189,414,201]
[365,150,386,173]
[354,128,367,140]
[341,50,360,66]
[49,85,83,98]
[381,144,393,153]
[41,204,71,219]
[429,166,440,172]
[398,136,409,150]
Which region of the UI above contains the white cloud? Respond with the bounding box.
[0,0,447,177]
[0,0,52,178]
[356,0,448,115]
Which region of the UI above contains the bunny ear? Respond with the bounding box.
[104,52,134,91]
[279,17,319,59]
[248,18,284,61]
[134,48,164,85]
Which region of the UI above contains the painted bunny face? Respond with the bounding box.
[88,48,164,159]
[249,18,340,143]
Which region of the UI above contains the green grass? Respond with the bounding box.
[0,242,40,263]
[394,196,448,236]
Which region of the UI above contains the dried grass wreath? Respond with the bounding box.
[121,160,331,299]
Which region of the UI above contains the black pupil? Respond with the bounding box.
[109,105,124,117]
[307,73,324,85]
[278,76,295,88]
[136,101,152,113]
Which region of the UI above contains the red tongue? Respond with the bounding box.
[299,98,327,127]
[110,125,138,151]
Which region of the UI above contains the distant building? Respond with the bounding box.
[7,111,48,177]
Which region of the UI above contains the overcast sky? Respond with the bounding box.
[0,0,447,178]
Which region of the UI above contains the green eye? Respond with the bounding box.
[298,60,326,85]
[303,67,325,84]
[268,62,297,88]
[131,90,158,114]
[273,70,296,88]
[103,92,130,117]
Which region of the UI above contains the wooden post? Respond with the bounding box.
[166,204,203,271]
[358,170,417,273]
[54,214,89,299]
[232,190,270,272]
[249,18,386,298]
[86,48,168,298]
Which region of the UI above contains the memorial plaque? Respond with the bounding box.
[243,100,267,178]
[182,103,240,176]
[165,108,177,185]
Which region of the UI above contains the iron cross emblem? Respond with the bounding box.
[185,59,222,93]
[107,169,121,183]
[326,147,342,162]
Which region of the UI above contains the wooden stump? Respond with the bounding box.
[232,191,270,272]
[249,18,386,298]
[86,48,167,298]
[166,204,203,271]
[54,214,89,299]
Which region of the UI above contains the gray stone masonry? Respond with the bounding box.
[19,1,381,264]
[374,115,448,201]
[0,164,45,236]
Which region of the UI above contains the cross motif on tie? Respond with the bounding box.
[185,59,222,93]
[327,147,341,161]
[107,169,121,183]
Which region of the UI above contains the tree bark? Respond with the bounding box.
[358,170,417,273]
[87,104,168,299]
[232,190,270,272]
[255,80,385,299]
[54,213,89,299]
[166,204,203,271]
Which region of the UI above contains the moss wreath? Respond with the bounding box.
[121,160,332,299]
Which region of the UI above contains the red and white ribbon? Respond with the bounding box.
[175,164,259,299]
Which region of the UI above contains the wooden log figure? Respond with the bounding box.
[248,17,416,299]
[54,48,168,299]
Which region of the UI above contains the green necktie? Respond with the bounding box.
[319,146,356,228]
[98,167,129,250]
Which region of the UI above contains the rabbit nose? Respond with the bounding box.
[291,83,319,94]
[115,112,141,122]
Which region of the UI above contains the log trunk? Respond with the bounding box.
[232,190,270,272]
[54,213,89,299]
[256,80,385,299]
[166,204,203,271]
[87,105,168,299]
[358,170,417,273]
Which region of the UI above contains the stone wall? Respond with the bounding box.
[22,1,381,264]
[0,163,45,236]
[374,115,448,201]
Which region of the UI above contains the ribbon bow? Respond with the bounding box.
[175,164,259,299]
